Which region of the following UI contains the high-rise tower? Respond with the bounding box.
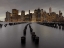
[49,7,52,15]
[59,10,62,17]
[29,10,30,14]
[21,10,25,21]
[5,11,11,22]
[12,9,18,17]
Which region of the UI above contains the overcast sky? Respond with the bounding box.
[0,0,64,21]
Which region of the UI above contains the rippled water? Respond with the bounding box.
[0,22,64,48]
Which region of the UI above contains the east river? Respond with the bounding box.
[0,22,64,48]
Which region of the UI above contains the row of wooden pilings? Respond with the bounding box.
[2,22,26,27]
[21,23,39,46]
[39,22,64,30]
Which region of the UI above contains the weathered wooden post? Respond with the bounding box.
[21,36,26,44]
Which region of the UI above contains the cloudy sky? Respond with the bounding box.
[0,0,64,21]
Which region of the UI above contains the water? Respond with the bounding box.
[0,22,64,48]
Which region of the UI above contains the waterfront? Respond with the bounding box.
[0,22,64,48]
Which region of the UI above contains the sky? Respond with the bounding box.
[0,0,64,21]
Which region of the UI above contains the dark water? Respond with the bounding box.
[0,22,64,48]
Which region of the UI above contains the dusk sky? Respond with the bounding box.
[0,0,64,21]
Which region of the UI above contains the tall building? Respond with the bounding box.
[5,11,11,22]
[41,9,43,15]
[29,10,30,14]
[37,8,41,13]
[49,7,52,15]
[21,10,25,21]
[28,10,32,21]
[59,10,61,14]
[12,9,18,17]
[11,9,19,22]
[37,8,41,21]
[41,9,43,22]
[34,9,38,21]
[59,10,62,17]
[43,11,47,22]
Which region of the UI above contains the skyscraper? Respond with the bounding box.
[12,9,18,17]
[49,7,52,15]
[41,9,43,14]
[21,10,25,21]
[37,8,41,21]
[41,9,43,22]
[5,11,11,22]
[29,10,30,14]
[59,10,62,17]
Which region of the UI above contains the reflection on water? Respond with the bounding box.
[0,22,64,48]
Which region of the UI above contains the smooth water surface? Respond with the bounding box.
[0,22,64,48]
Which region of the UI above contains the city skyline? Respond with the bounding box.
[5,8,64,22]
[0,0,64,21]
[1,7,64,21]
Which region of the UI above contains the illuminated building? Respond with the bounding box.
[21,10,25,21]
